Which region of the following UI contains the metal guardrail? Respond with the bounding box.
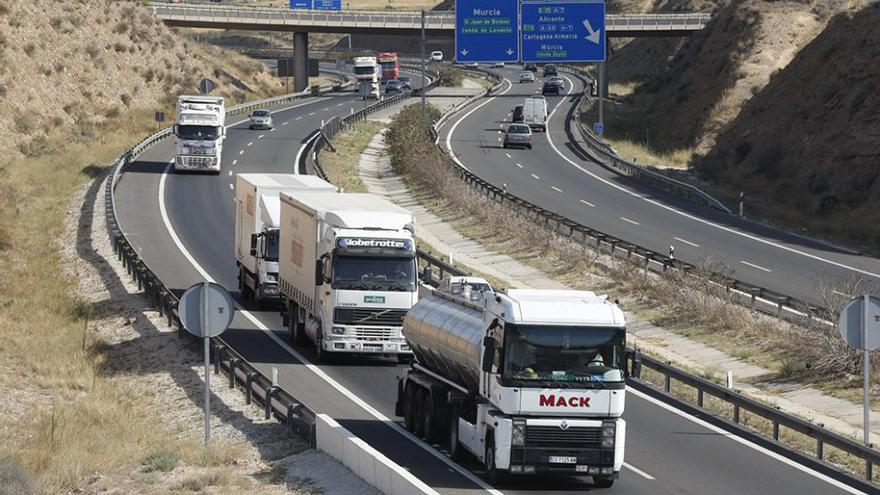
[104,70,352,448]
[150,2,711,34]
[557,65,730,213]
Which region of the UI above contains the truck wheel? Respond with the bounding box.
[593,476,614,488]
[239,269,253,302]
[281,299,290,327]
[485,438,503,485]
[448,413,465,461]
[314,329,328,364]
[412,390,426,438]
[290,304,306,346]
[421,392,437,443]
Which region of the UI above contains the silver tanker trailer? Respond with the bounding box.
[396,287,627,488]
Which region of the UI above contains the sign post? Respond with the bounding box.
[838,295,880,446]
[179,282,236,448]
[455,0,519,63]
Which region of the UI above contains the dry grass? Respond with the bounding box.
[317,120,384,193]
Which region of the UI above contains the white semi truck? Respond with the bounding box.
[396,289,627,488]
[234,174,338,308]
[278,192,418,363]
[353,56,381,100]
[173,95,225,173]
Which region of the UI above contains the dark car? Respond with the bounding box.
[512,104,524,123]
[542,79,561,95]
[397,76,412,90]
[543,64,558,77]
[524,63,538,72]
[384,80,403,95]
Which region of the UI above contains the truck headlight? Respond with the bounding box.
[331,326,346,335]
[512,420,526,446]
[601,421,615,449]
[265,273,278,283]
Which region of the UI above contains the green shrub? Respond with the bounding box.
[0,456,35,495]
[141,449,180,473]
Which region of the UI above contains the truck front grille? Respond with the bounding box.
[352,328,396,340]
[334,308,407,326]
[178,156,215,168]
[526,426,602,448]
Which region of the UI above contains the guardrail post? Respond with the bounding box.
[214,345,225,374]
[265,386,278,420]
[697,389,704,408]
[245,372,258,405]
[286,402,300,438]
[228,358,240,389]
[772,420,780,440]
[664,363,672,392]
[631,349,642,379]
[867,460,873,481]
[733,404,740,424]
[816,430,824,460]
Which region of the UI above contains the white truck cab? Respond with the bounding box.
[174,95,225,173]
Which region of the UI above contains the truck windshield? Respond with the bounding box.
[332,255,416,292]
[503,325,625,386]
[264,230,279,262]
[354,66,375,75]
[176,125,220,140]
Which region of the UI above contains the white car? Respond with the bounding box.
[248,109,273,130]
[441,276,493,298]
[491,61,505,68]
[519,71,535,83]
[430,50,443,62]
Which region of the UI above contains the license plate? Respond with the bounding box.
[549,456,577,464]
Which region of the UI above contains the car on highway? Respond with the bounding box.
[430,50,443,62]
[502,123,533,149]
[519,71,535,83]
[491,61,505,68]
[397,75,412,90]
[248,109,273,130]
[440,276,493,294]
[543,63,558,77]
[384,79,403,95]
[542,79,562,95]
[523,97,548,131]
[524,63,538,72]
[548,75,565,89]
[512,104,524,123]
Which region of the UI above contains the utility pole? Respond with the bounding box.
[420,10,427,124]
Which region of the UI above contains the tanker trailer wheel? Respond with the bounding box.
[420,391,438,443]
[593,476,614,488]
[404,385,418,432]
[448,412,465,461]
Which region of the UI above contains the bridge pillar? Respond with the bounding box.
[293,32,309,92]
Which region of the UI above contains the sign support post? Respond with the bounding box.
[838,294,880,447]
[202,281,211,448]
[865,294,870,446]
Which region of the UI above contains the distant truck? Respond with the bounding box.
[173,95,225,173]
[278,192,418,363]
[396,288,627,488]
[353,56,381,100]
[377,52,400,82]
[234,174,338,308]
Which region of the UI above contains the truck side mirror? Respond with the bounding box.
[481,336,495,373]
[250,233,258,257]
[315,259,324,286]
[420,266,432,283]
[172,124,179,136]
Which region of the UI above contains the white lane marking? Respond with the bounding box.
[322,107,330,111]
[228,183,233,190]
[516,163,523,168]
[580,199,595,207]
[232,159,238,165]
[505,153,511,159]
[833,290,849,297]
[336,102,343,107]
[283,121,290,125]
[446,77,513,172]
[741,260,772,273]
[295,116,303,121]
[269,128,276,132]
[621,217,640,226]
[157,165,502,495]
[238,150,244,156]
[531,173,540,180]
[551,186,563,193]
[293,132,320,176]
[548,75,880,283]
[247,142,253,147]
[308,112,316,116]
[258,134,265,139]
[624,462,655,480]
[628,387,868,494]
[228,171,233,177]
[497,137,502,142]
[674,237,700,248]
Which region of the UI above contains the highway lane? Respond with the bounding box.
[443,67,880,307]
[114,74,866,494]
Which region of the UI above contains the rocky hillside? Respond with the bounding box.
[697,3,880,251]
[0,0,280,159]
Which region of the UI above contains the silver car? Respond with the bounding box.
[503,123,533,149]
[519,71,535,83]
[248,109,273,130]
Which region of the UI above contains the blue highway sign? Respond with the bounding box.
[312,0,342,10]
[289,0,310,8]
[521,0,606,63]
[455,0,519,63]
[593,122,604,135]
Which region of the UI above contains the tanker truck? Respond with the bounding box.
[396,288,626,488]
[278,192,418,364]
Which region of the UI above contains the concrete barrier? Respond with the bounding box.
[316,414,440,495]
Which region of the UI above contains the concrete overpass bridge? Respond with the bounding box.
[150,2,710,90]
